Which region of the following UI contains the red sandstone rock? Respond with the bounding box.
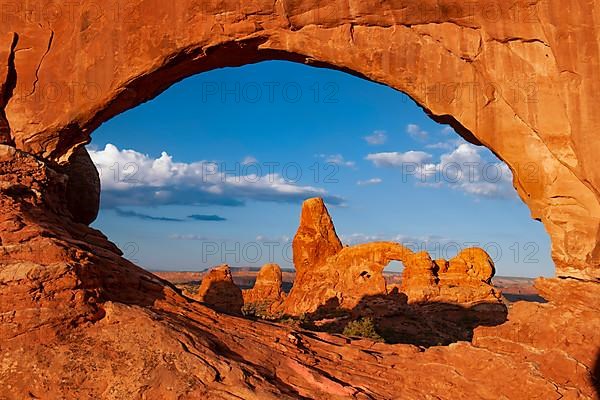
[285,240,415,315]
[0,142,597,400]
[0,0,598,279]
[285,198,414,314]
[286,199,502,314]
[0,33,16,145]
[435,248,502,303]
[401,251,440,302]
[450,248,495,284]
[194,265,243,315]
[61,146,100,225]
[0,2,599,398]
[402,248,502,304]
[292,197,343,271]
[242,263,287,313]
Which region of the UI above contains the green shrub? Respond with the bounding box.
[241,301,271,318]
[343,317,384,342]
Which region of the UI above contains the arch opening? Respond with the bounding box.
[87,59,548,345]
[88,60,552,280]
[4,4,599,281]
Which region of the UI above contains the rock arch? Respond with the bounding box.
[1,0,599,280]
[1,2,600,398]
[284,198,503,315]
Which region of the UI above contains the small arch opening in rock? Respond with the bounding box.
[359,271,371,279]
[383,260,404,288]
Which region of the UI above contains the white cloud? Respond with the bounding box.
[425,137,467,151]
[242,156,258,165]
[356,178,383,186]
[89,144,344,208]
[340,233,385,244]
[425,142,454,150]
[364,131,388,145]
[421,143,514,198]
[406,124,429,140]
[441,126,455,135]
[256,235,291,243]
[317,154,356,168]
[365,151,432,167]
[366,143,515,199]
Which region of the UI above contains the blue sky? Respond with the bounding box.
[89,61,552,277]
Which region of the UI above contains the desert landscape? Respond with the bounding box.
[1,1,600,399]
[154,267,542,303]
[154,198,544,347]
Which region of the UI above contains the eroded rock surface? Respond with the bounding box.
[1,0,599,279]
[0,139,597,399]
[195,264,243,315]
[285,198,409,314]
[285,198,502,315]
[242,263,286,314]
[292,197,343,272]
[402,248,502,304]
[61,146,100,225]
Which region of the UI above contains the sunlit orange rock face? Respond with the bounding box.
[1,0,600,279]
[284,197,410,314]
[242,263,287,313]
[0,1,600,399]
[284,198,502,315]
[194,264,244,315]
[401,248,502,304]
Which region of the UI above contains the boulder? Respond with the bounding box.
[195,265,243,315]
[242,263,286,314]
[61,146,100,225]
[402,248,502,304]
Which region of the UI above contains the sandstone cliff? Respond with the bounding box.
[1,0,599,279]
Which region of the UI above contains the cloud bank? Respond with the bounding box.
[367,142,515,199]
[89,144,344,208]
